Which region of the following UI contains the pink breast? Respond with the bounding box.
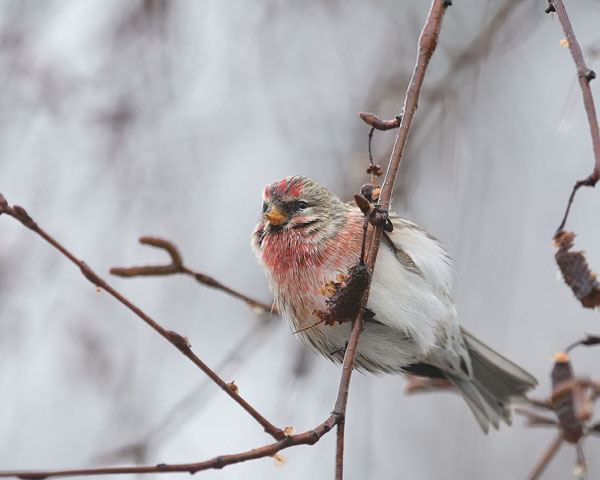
[261,214,365,295]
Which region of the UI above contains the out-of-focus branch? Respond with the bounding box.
[565,333,600,352]
[333,1,450,477]
[404,375,453,394]
[518,351,599,479]
[0,195,284,442]
[96,315,275,464]
[527,433,564,480]
[110,236,275,313]
[0,1,450,477]
[515,408,558,428]
[546,0,600,235]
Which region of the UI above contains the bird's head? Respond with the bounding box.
[257,176,346,236]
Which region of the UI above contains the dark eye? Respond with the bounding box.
[297,201,308,210]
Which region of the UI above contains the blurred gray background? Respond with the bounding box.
[1,1,600,479]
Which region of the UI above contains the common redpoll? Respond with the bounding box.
[251,176,537,433]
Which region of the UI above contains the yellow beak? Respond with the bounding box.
[265,206,287,226]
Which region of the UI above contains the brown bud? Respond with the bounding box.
[227,381,239,394]
[13,205,37,229]
[354,193,372,216]
[359,112,401,131]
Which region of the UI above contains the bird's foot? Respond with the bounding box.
[330,341,349,356]
[361,305,376,321]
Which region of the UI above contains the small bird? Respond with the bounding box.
[251,175,537,433]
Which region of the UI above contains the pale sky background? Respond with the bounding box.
[1,1,600,479]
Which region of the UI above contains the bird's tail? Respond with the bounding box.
[447,328,538,434]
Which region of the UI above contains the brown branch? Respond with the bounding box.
[527,398,555,410]
[335,421,345,480]
[333,1,449,476]
[565,333,600,352]
[547,0,600,235]
[0,1,449,478]
[575,443,588,479]
[515,408,558,428]
[110,236,275,313]
[519,349,600,478]
[0,196,284,442]
[527,433,564,480]
[404,375,454,394]
[0,421,336,480]
[96,315,274,463]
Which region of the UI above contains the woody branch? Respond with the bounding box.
[0,0,449,478]
[0,195,284,442]
[109,236,275,313]
[548,0,600,235]
[333,0,449,477]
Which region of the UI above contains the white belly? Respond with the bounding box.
[289,243,456,373]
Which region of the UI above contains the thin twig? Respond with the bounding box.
[564,333,600,353]
[527,433,564,480]
[514,408,558,427]
[367,126,375,169]
[404,375,454,394]
[0,0,449,477]
[333,1,449,476]
[360,111,402,180]
[527,398,555,410]
[0,197,284,442]
[96,315,275,463]
[575,443,588,480]
[547,0,600,235]
[0,421,336,479]
[110,236,275,313]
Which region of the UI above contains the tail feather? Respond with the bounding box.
[448,377,499,434]
[450,329,537,433]
[461,328,537,394]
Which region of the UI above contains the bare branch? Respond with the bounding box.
[404,375,454,394]
[335,420,345,480]
[520,349,600,478]
[527,398,554,411]
[0,195,284,441]
[547,0,600,234]
[565,333,600,352]
[515,408,558,428]
[333,0,450,475]
[0,421,335,479]
[526,433,564,480]
[96,315,274,463]
[0,1,450,477]
[110,236,275,313]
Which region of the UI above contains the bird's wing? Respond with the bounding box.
[363,216,459,359]
[385,216,454,299]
